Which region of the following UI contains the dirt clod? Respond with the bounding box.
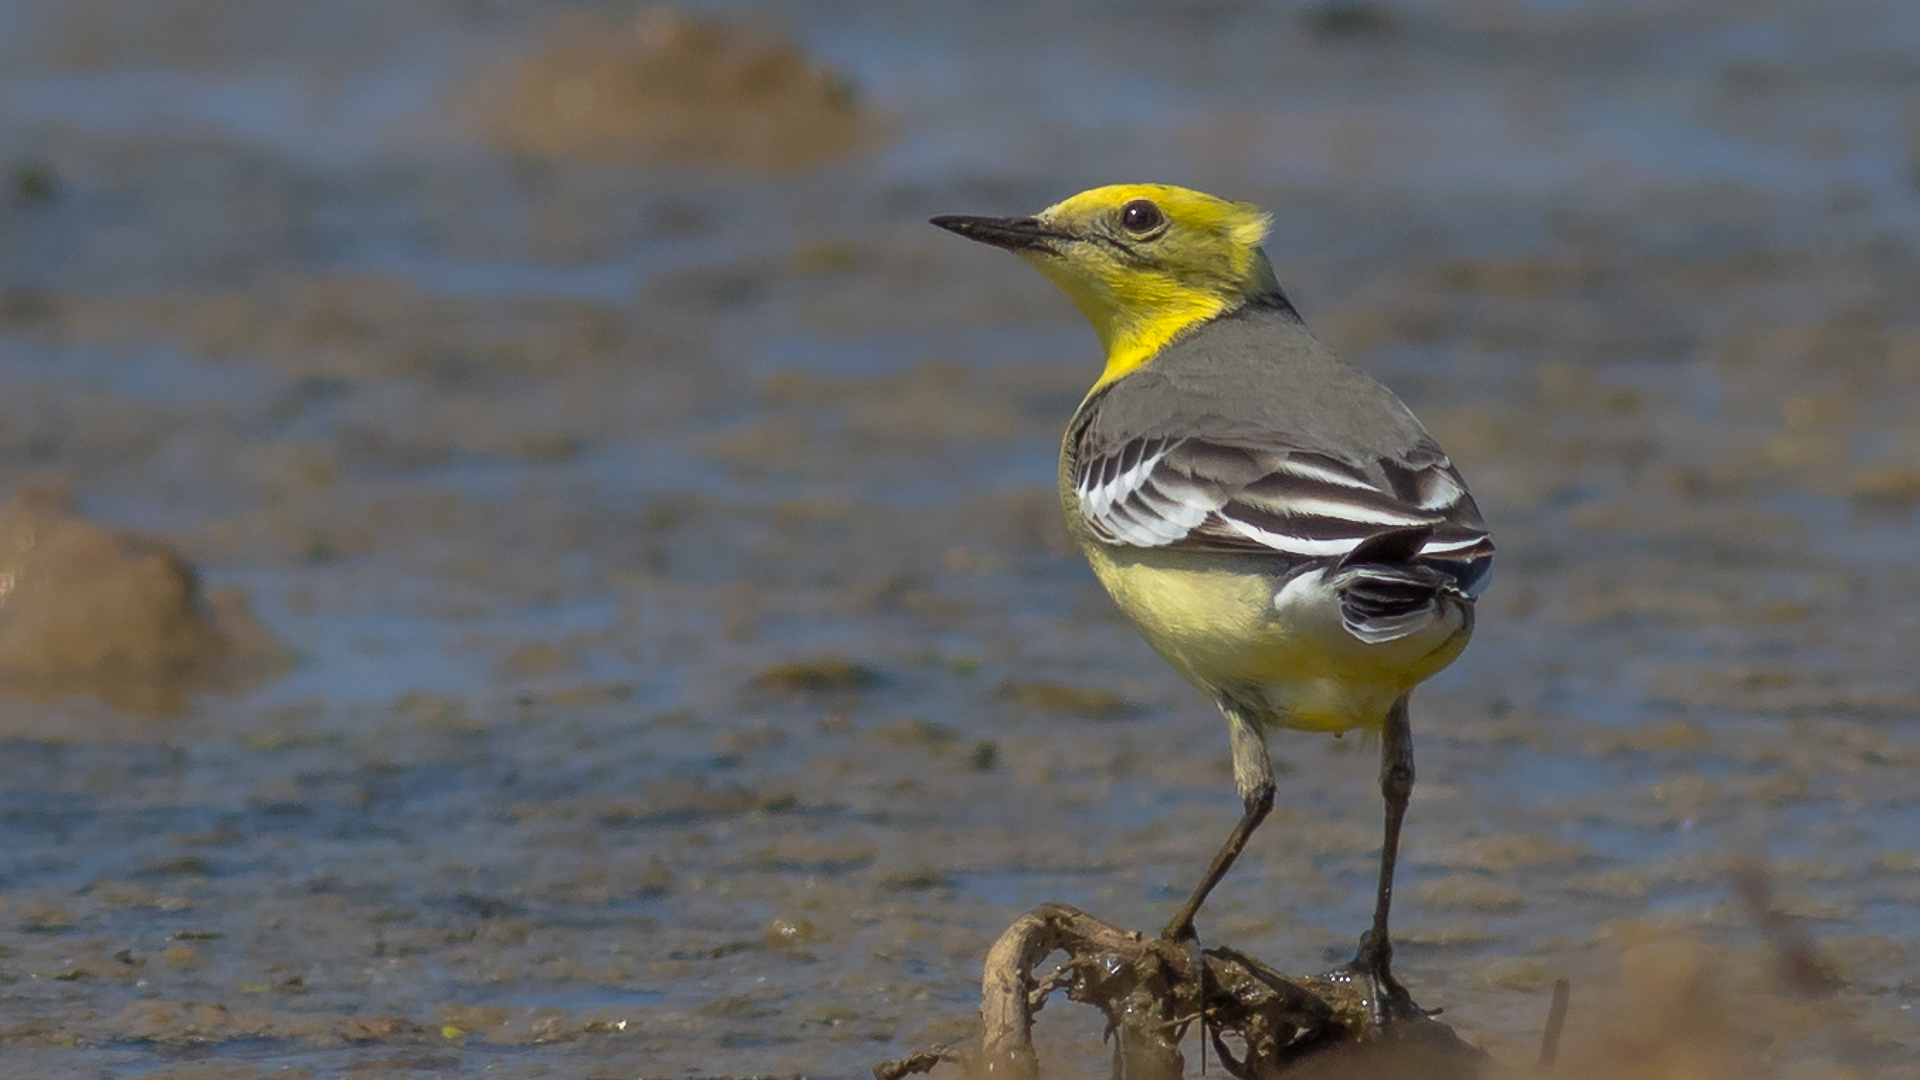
[491,8,873,171]
[0,489,283,714]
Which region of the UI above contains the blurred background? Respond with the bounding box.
[0,0,1916,1076]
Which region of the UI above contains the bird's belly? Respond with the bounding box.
[1083,546,1470,735]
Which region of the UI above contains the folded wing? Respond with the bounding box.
[1074,433,1494,597]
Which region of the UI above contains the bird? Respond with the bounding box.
[931,184,1493,1021]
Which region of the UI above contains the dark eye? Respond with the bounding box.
[1120,199,1164,235]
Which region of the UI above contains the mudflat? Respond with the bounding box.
[0,2,1915,1077]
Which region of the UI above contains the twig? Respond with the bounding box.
[1030,961,1074,1012]
[1728,857,1839,997]
[1536,978,1570,1073]
[873,1043,964,1080]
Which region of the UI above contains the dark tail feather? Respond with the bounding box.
[1337,525,1434,570]
[1335,527,1455,645]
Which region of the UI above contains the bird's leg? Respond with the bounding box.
[1162,710,1272,1075]
[1350,694,1418,1025]
[1161,708,1273,943]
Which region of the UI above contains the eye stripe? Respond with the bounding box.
[1088,233,1157,265]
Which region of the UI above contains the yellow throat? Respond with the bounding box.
[1018,184,1281,391]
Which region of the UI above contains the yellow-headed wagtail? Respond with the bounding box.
[932,185,1493,1020]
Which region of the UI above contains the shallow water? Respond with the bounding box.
[0,0,1917,1076]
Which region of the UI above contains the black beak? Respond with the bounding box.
[929,214,1071,254]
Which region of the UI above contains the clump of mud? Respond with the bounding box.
[0,489,283,715]
[883,858,1888,1080]
[893,925,1870,1080]
[491,6,872,170]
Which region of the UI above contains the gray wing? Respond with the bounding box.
[1074,432,1494,597]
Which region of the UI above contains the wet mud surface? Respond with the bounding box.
[0,0,1917,1076]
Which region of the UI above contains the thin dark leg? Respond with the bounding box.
[1163,707,1275,944]
[1160,782,1274,943]
[1350,694,1417,1024]
[1166,708,1274,1073]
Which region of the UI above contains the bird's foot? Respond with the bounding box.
[1345,930,1425,1029]
[1158,916,1213,1062]
[1159,916,1206,1004]
[1159,912,1196,944]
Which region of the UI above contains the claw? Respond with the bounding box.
[1347,930,1420,1028]
[1181,929,1209,1071]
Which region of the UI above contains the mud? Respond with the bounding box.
[0,0,1916,1077]
[0,489,282,716]
[489,8,873,171]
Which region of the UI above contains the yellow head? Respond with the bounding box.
[932,184,1286,389]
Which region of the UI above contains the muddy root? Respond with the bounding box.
[875,902,1492,1080]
